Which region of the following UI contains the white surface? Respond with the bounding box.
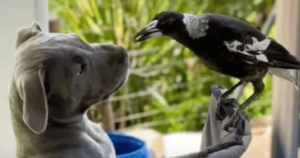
[163,132,202,158]
[0,0,48,157]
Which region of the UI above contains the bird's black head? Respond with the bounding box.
[134,11,186,42]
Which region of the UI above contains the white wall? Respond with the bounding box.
[0,0,48,157]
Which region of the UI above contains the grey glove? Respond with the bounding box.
[173,85,252,158]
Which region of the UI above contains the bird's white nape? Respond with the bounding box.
[182,13,209,39]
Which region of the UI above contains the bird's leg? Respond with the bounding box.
[215,80,245,121]
[239,79,265,110]
[223,79,264,132]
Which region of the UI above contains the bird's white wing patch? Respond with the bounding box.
[251,37,271,51]
[256,54,268,62]
[224,37,271,64]
[183,13,209,39]
[224,41,252,56]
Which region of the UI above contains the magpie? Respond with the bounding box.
[134,11,300,131]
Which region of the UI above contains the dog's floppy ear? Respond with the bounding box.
[19,68,48,134]
[16,21,42,48]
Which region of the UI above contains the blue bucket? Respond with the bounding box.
[108,132,152,158]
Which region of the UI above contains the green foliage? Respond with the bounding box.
[50,0,275,133]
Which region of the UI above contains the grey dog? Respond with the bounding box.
[9,22,129,158]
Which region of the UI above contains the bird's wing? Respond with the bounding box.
[220,25,300,68]
[207,14,300,67]
[223,35,270,64]
[219,23,270,65]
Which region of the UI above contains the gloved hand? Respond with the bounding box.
[173,85,252,158]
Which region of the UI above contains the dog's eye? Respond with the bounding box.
[77,62,86,76]
[73,55,86,76]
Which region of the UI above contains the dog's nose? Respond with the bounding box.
[107,46,128,66]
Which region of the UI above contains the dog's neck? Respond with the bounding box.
[48,114,85,125]
[9,82,114,158]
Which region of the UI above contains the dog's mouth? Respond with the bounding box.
[102,73,128,101]
[101,81,123,102]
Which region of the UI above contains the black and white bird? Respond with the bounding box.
[134,11,300,131]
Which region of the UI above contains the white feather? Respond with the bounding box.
[224,41,253,56]
[268,68,299,91]
[224,37,271,63]
[182,13,208,39]
[256,54,268,62]
[251,37,271,51]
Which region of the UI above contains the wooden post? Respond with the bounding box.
[99,100,115,132]
[271,0,300,158]
[49,18,60,33]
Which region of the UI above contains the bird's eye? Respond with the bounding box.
[77,62,86,76]
[161,19,175,26]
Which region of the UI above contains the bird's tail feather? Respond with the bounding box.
[270,61,300,70]
[268,68,299,91]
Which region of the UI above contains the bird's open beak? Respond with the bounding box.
[134,20,163,42]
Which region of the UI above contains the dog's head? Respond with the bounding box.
[14,22,129,134]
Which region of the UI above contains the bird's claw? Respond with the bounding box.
[223,108,248,132]
[215,98,237,121]
[223,116,239,132]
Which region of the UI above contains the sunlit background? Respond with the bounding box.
[3,0,300,158]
